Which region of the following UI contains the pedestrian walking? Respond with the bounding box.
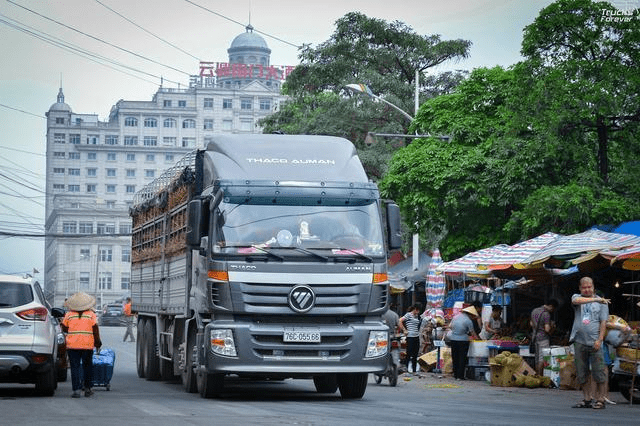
[122,297,135,342]
[399,304,423,374]
[448,305,479,380]
[570,277,609,410]
[61,292,102,398]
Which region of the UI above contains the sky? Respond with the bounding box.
[0,0,560,277]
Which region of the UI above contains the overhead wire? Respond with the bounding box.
[92,0,201,62]
[5,0,192,76]
[0,102,45,119]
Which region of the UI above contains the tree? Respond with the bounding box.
[260,12,471,179]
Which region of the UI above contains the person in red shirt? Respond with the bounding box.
[122,297,135,342]
[61,292,102,398]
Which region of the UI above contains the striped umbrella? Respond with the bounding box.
[425,249,445,308]
[523,229,640,266]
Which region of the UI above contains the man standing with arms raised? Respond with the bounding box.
[570,277,609,410]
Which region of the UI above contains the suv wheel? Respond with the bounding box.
[35,366,56,396]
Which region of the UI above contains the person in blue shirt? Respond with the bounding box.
[448,305,479,380]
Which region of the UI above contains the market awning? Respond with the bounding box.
[436,244,509,276]
[477,232,561,271]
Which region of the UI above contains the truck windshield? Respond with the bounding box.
[214,202,385,257]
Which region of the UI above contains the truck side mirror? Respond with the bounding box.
[386,203,402,250]
[186,199,203,246]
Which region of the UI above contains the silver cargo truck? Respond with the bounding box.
[130,134,402,399]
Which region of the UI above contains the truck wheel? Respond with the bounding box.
[197,370,224,398]
[136,318,146,378]
[389,364,398,387]
[35,366,56,396]
[181,329,198,393]
[337,373,368,399]
[313,375,338,393]
[144,321,161,380]
[620,380,640,404]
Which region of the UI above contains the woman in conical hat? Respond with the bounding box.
[448,305,479,380]
[61,292,102,398]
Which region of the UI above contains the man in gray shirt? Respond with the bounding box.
[570,277,609,410]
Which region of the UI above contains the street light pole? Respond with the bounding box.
[345,84,414,122]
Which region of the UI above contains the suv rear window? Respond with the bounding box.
[0,282,34,308]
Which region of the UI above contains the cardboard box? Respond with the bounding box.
[617,346,640,361]
[559,355,578,390]
[543,368,560,388]
[543,354,570,369]
[550,346,568,356]
[468,341,490,358]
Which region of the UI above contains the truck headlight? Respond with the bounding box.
[365,330,388,358]
[210,329,237,357]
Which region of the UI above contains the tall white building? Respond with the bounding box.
[44,26,290,307]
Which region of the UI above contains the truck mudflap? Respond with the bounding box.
[201,321,388,374]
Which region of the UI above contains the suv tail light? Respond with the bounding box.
[16,306,48,321]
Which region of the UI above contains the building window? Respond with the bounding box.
[53,184,65,191]
[222,120,232,131]
[107,152,116,161]
[240,120,252,131]
[146,154,155,162]
[106,168,116,177]
[55,117,65,124]
[165,154,174,163]
[163,137,176,146]
[126,153,135,161]
[126,169,136,178]
[120,274,130,290]
[260,99,271,110]
[87,152,97,160]
[124,136,138,146]
[105,135,118,145]
[79,272,90,289]
[163,118,176,128]
[178,100,186,107]
[163,100,172,107]
[87,135,99,144]
[106,223,115,234]
[145,170,155,178]
[143,136,157,146]
[241,99,252,110]
[121,248,131,262]
[87,184,96,193]
[119,223,131,234]
[63,221,77,234]
[70,134,81,144]
[79,223,93,234]
[53,167,65,174]
[98,272,112,290]
[99,247,112,262]
[204,119,213,130]
[68,168,80,176]
[80,248,91,260]
[106,201,116,209]
[125,117,138,126]
[203,98,213,109]
[106,184,116,193]
[54,133,65,143]
[126,185,136,193]
[144,117,157,127]
[69,152,80,160]
[87,168,97,177]
[182,137,195,148]
[53,152,65,158]
[70,203,80,209]
[68,185,80,192]
[182,119,196,129]
[223,98,232,109]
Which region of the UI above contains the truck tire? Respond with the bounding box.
[337,373,368,399]
[197,370,224,398]
[144,321,161,380]
[181,328,198,393]
[313,375,338,393]
[136,318,146,378]
[35,366,56,396]
[620,380,640,404]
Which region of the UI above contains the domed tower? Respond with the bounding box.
[47,87,72,119]
[218,25,281,88]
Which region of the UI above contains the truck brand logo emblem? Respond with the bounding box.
[230,265,256,270]
[345,265,372,272]
[288,285,315,313]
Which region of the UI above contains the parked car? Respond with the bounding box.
[99,303,124,326]
[0,275,65,395]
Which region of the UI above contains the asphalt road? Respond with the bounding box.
[1,326,638,425]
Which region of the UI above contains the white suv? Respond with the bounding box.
[0,275,65,395]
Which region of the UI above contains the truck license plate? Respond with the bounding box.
[283,329,321,343]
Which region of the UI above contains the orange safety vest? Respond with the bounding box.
[123,302,132,316]
[62,310,97,349]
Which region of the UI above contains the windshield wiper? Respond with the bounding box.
[273,246,329,261]
[224,244,284,261]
